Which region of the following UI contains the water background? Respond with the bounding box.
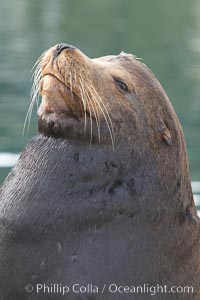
[0,0,200,183]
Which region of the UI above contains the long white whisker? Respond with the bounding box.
[78,81,88,138]
[80,75,101,143]
[92,86,114,136]
[31,50,47,72]
[23,56,43,137]
[83,81,114,148]
[79,76,93,145]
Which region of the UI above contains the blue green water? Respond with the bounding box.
[0,0,199,183]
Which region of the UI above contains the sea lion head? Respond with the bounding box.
[32,43,186,157]
[32,43,195,214]
[35,43,173,149]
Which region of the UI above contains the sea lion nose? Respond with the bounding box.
[53,43,75,59]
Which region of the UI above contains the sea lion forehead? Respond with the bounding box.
[92,52,145,79]
[92,52,141,80]
[92,51,136,64]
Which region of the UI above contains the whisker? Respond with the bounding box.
[31,50,47,72]
[73,67,77,87]
[26,84,40,135]
[69,70,74,103]
[23,56,43,137]
[83,81,115,148]
[78,80,87,136]
[79,76,93,145]
[22,91,37,136]
[91,86,115,145]
[80,75,101,143]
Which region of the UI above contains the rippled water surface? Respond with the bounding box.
[0,0,200,183]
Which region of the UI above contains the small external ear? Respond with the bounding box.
[161,127,172,146]
[155,113,172,146]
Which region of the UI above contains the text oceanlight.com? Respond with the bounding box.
[25,283,194,296]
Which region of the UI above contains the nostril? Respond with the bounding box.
[56,43,75,52]
[53,43,75,59]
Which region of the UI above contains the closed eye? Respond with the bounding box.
[114,78,129,93]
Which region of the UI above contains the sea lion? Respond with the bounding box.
[0,43,199,300]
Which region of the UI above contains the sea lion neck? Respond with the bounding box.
[18,135,195,225]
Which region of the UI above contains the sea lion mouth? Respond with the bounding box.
[40,72,84,120]
[41,72,82,105]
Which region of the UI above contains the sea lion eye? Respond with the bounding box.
[114,78,129,93]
